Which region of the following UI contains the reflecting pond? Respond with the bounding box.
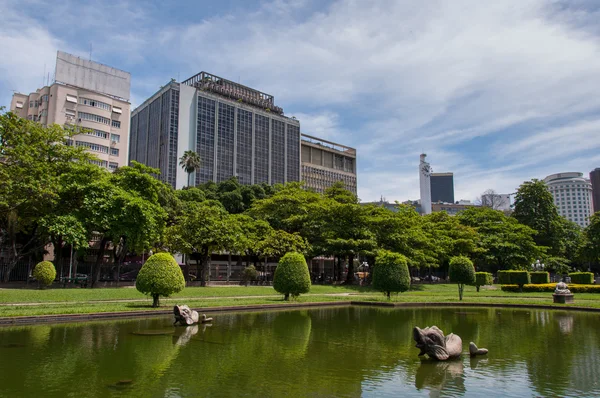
[1,306,600,397]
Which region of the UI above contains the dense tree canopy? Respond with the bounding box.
[2,111,597,288]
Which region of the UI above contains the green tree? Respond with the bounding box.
[449,256,475,300]
[256,229,309,259]
[582,212,600,267]
[179,150,201,187]
[136,253,185,307]
[372,251,411,299]
[512,179,563,254]
[32,260,56,287]
[320,199,377,284]
[164,201,235,286]
[0,112,91,281]
[457,207,540,272]
[273,252,311,300]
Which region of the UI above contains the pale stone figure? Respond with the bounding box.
[555,282,571,295]
[173,305,199,326]
[413,326,463,361]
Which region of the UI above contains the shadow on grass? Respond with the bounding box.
[409,284,426,291]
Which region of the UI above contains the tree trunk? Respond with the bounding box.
[345,254,355,284]
[152,294,160,307]
[476,285,480,292]
[198,246,209,287]
[284,293,290,301]
[386,291,391,300]
[458,284,464,300]
[53,236,63,279]
[91,237,109,288]
[227,253,232,283]
[187,172,191,188]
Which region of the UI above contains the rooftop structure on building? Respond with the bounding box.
[544,172,593,228]
[301,134,356,195]
[432,202,476,216]
[481,192,512,211]
[10,51,130,171]
[129,73,301,189]
[360,197,399,212]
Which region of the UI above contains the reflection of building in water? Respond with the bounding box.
[557,314,574,335]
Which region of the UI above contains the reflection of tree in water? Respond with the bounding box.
[415,360,465,396]
[272,310,312,359]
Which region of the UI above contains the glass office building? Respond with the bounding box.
[130,72,301,189]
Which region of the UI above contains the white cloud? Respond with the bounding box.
[3,0,600,203]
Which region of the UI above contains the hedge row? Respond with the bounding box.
[569,272,594,285]
[501,283,600,293]
[530,272,549,284]
[497,270,530,286]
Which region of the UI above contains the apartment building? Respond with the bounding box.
[9,51,130,170]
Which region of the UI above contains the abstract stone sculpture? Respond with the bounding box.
[413,326,463,361]
[469,342,488,357]
[173,305,199,326]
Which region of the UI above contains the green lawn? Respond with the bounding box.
[1,283,598,318]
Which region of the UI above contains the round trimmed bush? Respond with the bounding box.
[273,252,311,300]
[372,251,410,299]
[242,265,258,286]
[136,253,185,307]
[449,256,475,300]
[474,272,493,292]
[33,261,56,287]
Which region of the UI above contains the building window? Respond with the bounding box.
[112,106,122,114]
[109,162,118,170]
[16,101,24,109]
[111,134,120,143]
[66,94,77,103]
[110,148,119,156]
[76,140,109,154]
[111,120,121,128]
[90,159,108,168]
[65,109,76,117]
[42,94,49,103]
[85,129,108,139]
[79,97,111,111]
[78,111,110,125]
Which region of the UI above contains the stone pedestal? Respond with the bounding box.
[553,294,574,304]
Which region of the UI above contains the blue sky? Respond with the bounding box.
[2,0,600,202]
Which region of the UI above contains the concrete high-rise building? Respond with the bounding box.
[589,168,600,214]
[419,154,432,214]
[9,51,130,171]
[301,134,356,195]
[129,72,300,189]
[430,172,454,203]
[544,172,593,228]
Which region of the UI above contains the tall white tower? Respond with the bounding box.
[419,154,432,215]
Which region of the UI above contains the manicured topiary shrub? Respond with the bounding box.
[33,261,56,288]
[449,256,475,300]
[501,283,600,293]
[242,265,258,286]
[530,271,550,284]
[510,271,530,292]
[569,272,594,285]
[474,272,493,292]
[273,252,311,300]
[497,270,511,285]
[136,253,185,307]
[497,270,530,291]
[372,251,410,299]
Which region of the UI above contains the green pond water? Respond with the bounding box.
[0,306,599,397]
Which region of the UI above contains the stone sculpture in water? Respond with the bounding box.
[413,326,488,360]
[173,305,199,326]
[413,326,463,361]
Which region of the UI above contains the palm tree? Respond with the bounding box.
[179,150,201,187]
